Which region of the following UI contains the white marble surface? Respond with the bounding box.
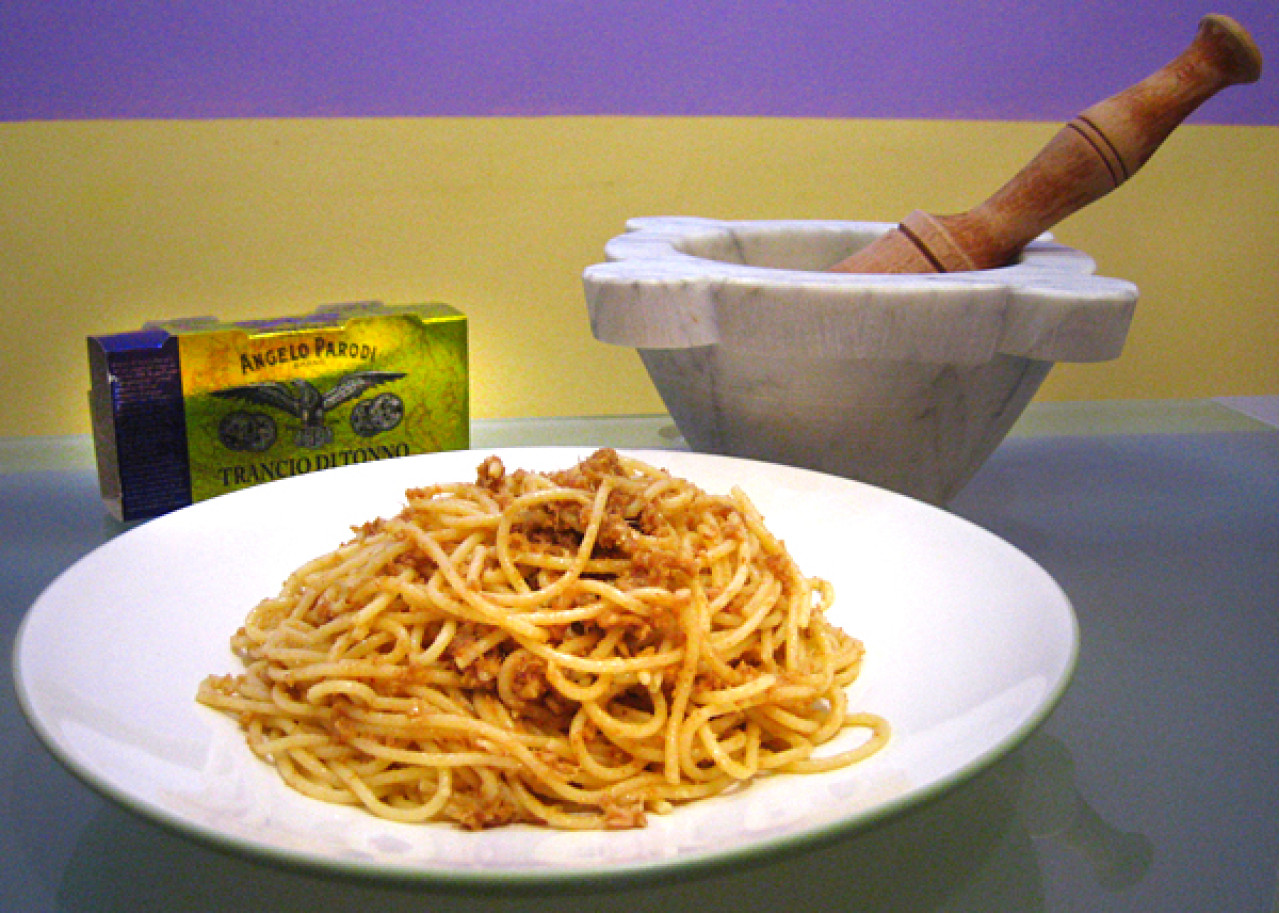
[583,217,1139,503]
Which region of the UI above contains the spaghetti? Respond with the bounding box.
[197,449,888,829]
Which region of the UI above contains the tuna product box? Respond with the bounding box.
[88,302,468,521]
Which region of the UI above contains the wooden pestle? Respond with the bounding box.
[830,14,1263,274]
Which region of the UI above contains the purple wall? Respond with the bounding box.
[1,1,1274,124]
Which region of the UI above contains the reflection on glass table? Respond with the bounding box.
[0,400,1274,912]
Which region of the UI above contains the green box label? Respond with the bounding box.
[179,311,467,501]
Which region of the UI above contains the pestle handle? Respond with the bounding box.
[832,14,1263,274]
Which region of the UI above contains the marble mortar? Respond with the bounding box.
[582,216,1138,504]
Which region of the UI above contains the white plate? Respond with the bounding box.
[12,448,1076,888]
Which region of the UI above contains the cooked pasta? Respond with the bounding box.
[197,449,888,829]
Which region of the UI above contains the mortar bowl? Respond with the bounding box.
[583,217,1138,504]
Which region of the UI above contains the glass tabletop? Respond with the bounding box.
[2,403,1275,912]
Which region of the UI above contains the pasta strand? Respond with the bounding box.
[197,449,888,830]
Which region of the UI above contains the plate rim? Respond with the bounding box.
[11,446,1079,890]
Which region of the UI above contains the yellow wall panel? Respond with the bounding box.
[1,117,1274,437]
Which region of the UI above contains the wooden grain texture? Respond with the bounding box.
[831,15,1263,275]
